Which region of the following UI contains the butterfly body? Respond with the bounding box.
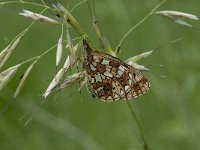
[83,40,150,101]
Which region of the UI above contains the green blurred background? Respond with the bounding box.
[0,0,200,150]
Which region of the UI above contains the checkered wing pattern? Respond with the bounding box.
[83,40,150,101]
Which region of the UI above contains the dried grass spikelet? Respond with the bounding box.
[13,60,38,98]
[63,31,78,72]
[59,71,85,91]
[126,38,182,71]
[43,68,65,98]
[0,64,20,91]
[93,16,103,44]
[67,30,76,56]
[77,80,87,92]
[125,50,153,63]
[125,50,153,71]
[0,35,23,70]
[19,10,59,24]
[43,33,78,98]
[63,43,79,71]
[92,15,114,56]
[52,2,85,37]
[56,33,63,67]
[155,10,199,27]
[127,62,149,72]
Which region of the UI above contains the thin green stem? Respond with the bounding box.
[20,41,59,66]
[126,101,149,150]
[70,0,87,12]
[123,3,167,148]
[11,8,49,45]
[18,36,80,68]
[0,1,56,11]
[0,8,50,69]
[115,0,167,55]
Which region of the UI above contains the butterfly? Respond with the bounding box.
[82,40,150,102]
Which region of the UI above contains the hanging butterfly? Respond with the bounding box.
[82,40,150,102]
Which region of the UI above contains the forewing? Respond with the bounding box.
[82,40,150,101]
[84,51,150,101]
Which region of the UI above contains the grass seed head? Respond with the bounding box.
[56,34,63,66]
[19,10,59,24]
[127,62,149,72]
[13,60,37,98]
[0,35,23,69]
[59,71,85,91]
[43,68,65,98]
[125,50,153,63]
[155,10,199,27]
[0,64,20,91]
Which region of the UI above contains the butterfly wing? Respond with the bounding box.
[83,40,150,101]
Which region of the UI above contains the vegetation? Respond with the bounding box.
[0,0,199,150]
